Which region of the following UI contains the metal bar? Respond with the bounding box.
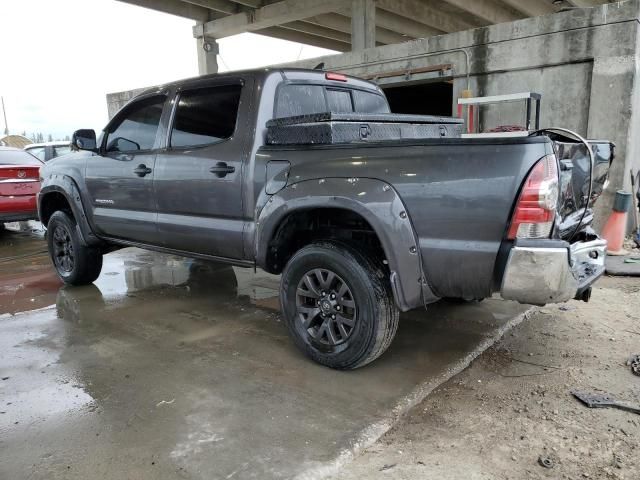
[359,64,452,80]
[458,92,542,105]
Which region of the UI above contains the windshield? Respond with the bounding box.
[0,149,43,166]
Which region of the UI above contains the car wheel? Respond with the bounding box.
[280,241,399,370]
[47,210,103,285]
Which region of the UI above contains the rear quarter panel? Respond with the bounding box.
[258,137,552,300]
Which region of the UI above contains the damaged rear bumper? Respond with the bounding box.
[500,238,607,306]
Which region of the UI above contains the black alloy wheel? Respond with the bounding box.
[46,210,103,285]
[51,224,75,273]
[296,268,357,347]
[281,241,399,370]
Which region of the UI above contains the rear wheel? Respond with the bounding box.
[47,211,103,285]
[280,241,399,370]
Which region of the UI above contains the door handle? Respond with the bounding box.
[133,164,153,177]
[209,162,235,178]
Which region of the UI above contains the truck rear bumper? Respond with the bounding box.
[500,238,607,306]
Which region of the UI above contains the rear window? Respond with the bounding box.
[353,90,390,113]
[0,149,43,166]
[275,84,389,118]
[25,146,46,161]
[275,85,326,118]
[326,89,353,113]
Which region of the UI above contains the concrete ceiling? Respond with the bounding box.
[117,0,617,51]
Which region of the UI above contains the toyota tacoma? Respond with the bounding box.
[38,68,613,369]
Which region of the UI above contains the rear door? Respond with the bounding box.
[154,77,250,259]
[85,93,168,244]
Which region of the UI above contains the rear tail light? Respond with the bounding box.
[0,167,41,181]
[507,155,559,239]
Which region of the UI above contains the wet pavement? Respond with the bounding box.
[0,224,529,480]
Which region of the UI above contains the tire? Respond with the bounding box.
[280,241,399,370]
[47,210,103,285]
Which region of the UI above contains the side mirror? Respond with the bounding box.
[71,129,97,151]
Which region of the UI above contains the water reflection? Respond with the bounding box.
[0,221,280,317]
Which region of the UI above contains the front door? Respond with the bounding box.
[85,94,167,244]
[154,80,249,259]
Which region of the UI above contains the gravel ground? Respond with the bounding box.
[331,275,640,480]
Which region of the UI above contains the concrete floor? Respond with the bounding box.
[329,275,640,479]
[0,225,529,480]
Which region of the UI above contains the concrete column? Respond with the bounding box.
[351,0,376,51]
[196,33,219,75]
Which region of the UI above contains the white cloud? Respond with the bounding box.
[0,0,335,140]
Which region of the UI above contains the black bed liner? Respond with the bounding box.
[266,112,465,145]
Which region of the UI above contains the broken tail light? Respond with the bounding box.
[507,155,559,239]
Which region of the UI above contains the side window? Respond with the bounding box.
[106,95,165,153]
[53,145,71,158]
[352,90,390,114]
[275,84,326,118]
[26,147,46,161]
[326,89,353,113]
[170,85,242,148]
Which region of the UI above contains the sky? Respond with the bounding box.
[0,0,335,140]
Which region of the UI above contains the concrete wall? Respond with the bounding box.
[287,0,640,229]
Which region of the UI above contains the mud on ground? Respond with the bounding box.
[331,276,640,480]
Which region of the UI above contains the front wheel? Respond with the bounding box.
[47,211,103,285]
[280,241,399,370]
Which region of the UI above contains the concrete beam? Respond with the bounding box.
[351,0,376,50]
[565,0,606,6]
[498,0,557,17]
[376,0,475,33]
[194,0,344,38]
[307,13,412,45]
[257,26,349,51]
[116,0,209,21]
[281,20,352,44]
[233,0,263,7]
[375,10,444,39]
[442,0,523,24]
[181,0,239,14]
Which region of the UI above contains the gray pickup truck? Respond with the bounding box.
[38,68,613,369]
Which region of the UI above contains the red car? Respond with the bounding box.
[0,146,43,226]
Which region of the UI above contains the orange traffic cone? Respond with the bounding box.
[601,190,632,255]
